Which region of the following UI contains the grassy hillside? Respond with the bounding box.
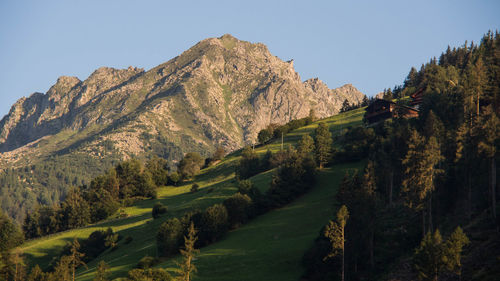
[19,108,365,280]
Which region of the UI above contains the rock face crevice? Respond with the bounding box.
[0,34,365,164]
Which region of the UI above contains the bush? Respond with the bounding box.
[223,193,252,228]
[152,203,168,219]
[127,268,173,281]
[157,218,183,256]
[198,204,229,246]
[124,236,133,244]
[136,256,159,269]
[191,183,199,193]
[168,172,181,186]
[178,152,205,178]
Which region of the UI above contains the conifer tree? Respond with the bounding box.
[177,222,199,281]
[324,205,349,281]
[69,238,87,281]
[402,130,443,236]
[314,123,332,169]
[297,134,315,156]
[444,227,470,281]
[476,106,499,220]
[27,264,46,281]
[93,260,110,281]
[414,230,446,281]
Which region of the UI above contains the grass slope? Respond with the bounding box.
[19,108,365,280]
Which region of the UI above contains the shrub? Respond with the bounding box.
[152,203,168,219]
[157,218,183,256]
[223,193,252,228]
[198,204,229,246]
[127,268,173,281]
[136,256,159,269]
[178,152,205,178]
[191,183,200,193]
[124,236,133,244]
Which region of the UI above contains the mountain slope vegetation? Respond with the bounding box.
[0,34,365,222]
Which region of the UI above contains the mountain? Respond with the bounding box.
[0,34,364,220]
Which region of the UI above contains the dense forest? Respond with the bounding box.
[303,30,499,280]
[0,31,498,281]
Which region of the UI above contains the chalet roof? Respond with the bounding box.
[365,98,395,111]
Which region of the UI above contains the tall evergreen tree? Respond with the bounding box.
[324,205,349,281]
[476,106,499,221]
[402,130,443,236]
[69,238,87,281]
[297,134,315,156]
[444,227,470,281]
[314,123,333,169]
[414,230,446,281]
[177,222,199,281]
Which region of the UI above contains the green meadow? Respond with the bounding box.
[19,108,365,280]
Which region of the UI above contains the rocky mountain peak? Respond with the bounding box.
[0,34,365,164]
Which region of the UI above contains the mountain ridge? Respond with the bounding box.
[0,34,365,221]
[0,34,365,163]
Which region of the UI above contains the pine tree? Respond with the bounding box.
[93,260,110,281]
[314,123,332,169]
[414,227,470,281]
[476,106,499,221]
[297,134,315,156]
[402,130,443,236]
[27,264,46,281]
[69,238,87,281]
[361,161,378,268]
[414,230,446,281]
[444,227,470,281]
[177,222,199,281]
[324,205,349,281]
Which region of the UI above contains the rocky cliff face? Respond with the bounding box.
[0,34,365,166]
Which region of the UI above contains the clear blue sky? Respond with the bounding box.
[1,0,499,118]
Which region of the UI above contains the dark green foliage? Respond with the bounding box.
[23,206,61,239]
[0,210,23,252]
[257,116,314,145]
[116,159,157,198]
[60,189,91,230]
[136,256,159,269]
[124,236,133,244]
[178,152,205,179]
[236,146,262,179]
[146,157,170,186]
[269,145,295,168]
[267,149,316,208]
[93,260,110,281]
[0,153,120,224]
[190,183,199,193]
[413,228,469,281]
[126,268,173,281]
[335,126,376,162]
[58,228,117,265]
[314,122,333,169]
[223,193,252,228]
[152,203,168,219]
[198,204,229,246]
[27,264,47,281]
[258,127,274,144]
[157,218,184,257]
[168,172,181,186]
[297,134,315,156]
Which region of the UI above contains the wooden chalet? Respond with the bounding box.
[364,99,419,124]
[410,88,424,109]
